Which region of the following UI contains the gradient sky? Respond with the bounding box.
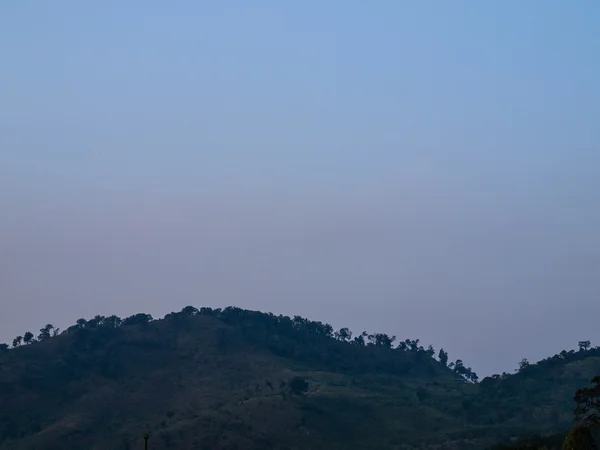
[1,1,599,376]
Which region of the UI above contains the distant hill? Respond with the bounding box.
[0,306,598,449]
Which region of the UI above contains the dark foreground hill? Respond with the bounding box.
[0,306,599,449]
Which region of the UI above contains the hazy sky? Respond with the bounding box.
[1,1,599,376]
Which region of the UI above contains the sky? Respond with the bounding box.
[1,1,599,376]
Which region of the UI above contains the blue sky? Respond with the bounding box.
[1,1,599,375]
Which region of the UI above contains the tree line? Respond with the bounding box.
[0,304,491,383]
[2,306,596,386]
[479,339,599,389]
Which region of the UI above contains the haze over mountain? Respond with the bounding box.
[1,1,599,378]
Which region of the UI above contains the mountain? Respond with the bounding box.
[0,306,598,449]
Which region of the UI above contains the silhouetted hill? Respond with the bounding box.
[0,306,598,449]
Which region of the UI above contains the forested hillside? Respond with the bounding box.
[0,306,598,449]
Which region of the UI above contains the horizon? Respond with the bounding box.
[3,302,596,378]
[1,1,599,377]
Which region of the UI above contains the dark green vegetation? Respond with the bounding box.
[1,306,599,449]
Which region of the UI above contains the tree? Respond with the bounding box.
[122,313,153,326]
[199,307,218,316]
[574,376,600,426]
[12,336,22,348]
[353,331,367,346]
[408,339,420,352]
[465,367,479,383]
[453,359,465,373]
[579,340,592,352]
[373,333,396,348]
[517,358,530,372]
[438,348,449,366]
[289,376,309,395]
[425,345,435,357]
[563,377,600,450]
[38,324,54,341]
[86,316,105,328]
[23,331,34,345]
[562,424,596,450]
[0,343,8,352]
[103,315,122,328]
[335,327,352,342]
[448,359,478,383]
[181,306,199,316]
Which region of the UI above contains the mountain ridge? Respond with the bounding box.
[1,305,598,449]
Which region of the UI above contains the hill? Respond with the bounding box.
[0,306,599,449]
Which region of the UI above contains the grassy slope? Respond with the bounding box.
[0,310,598,449]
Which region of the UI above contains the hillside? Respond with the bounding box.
[0,306,599,449]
